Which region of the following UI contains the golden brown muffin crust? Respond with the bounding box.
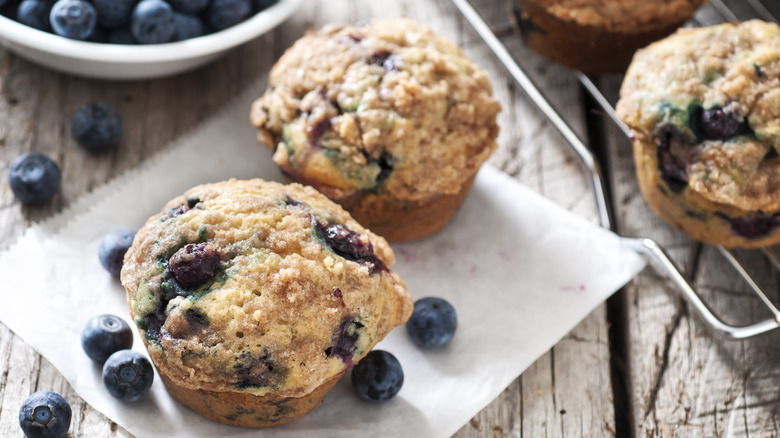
[250,19,501,204]
[617,20,780,213]
[121,180,412,399]
[540,0,706,31]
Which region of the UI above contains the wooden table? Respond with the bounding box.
[1,0,779,436]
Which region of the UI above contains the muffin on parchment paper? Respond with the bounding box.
[617,20,780,248]
[512,0,708,73]
[120,179,413,427]
[250,18,501,242]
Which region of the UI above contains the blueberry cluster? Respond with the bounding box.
[80,314,155,402]
[350,296,458,403]
[8,101,122,205]
[0,0,278,44]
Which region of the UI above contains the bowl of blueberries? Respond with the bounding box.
[0,0,302,79]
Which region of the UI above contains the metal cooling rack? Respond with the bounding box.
[452,0,780,339]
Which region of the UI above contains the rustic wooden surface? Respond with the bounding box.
[1,0,777,436]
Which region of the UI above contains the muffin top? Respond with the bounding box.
[121,179,412,398]
[250,18,501,203]
[536,0,706,31]
[616,20,780,213]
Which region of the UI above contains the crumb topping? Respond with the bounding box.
[250,19,500,203]
[617,20,780,212]
[121,179,412,398]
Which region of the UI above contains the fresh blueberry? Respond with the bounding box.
[102,350,154,402]
[92,0,136,29]
[351,350,404,402]
[87,24,110,42]
[49,0,96,40]
[16,0,52,31]
[168,0,210,14]
[8,153,61,205]
[130,0,175,44]
[252,0,277,12]
[70,101,123,152]
[18,390,72,438]
[171,12,204,41]
[81,314,133,363]
[98,228,135,277]
[406,297,457,348]
[168,242,221,288]
[108,27,136,44]
[208,0,251,31]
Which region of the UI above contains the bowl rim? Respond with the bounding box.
[0,0,303,64]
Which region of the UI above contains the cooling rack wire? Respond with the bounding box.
[451,0,780,339]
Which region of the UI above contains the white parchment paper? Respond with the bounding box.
[0,80,646,438]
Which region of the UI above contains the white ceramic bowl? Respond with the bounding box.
[0,0,302,80]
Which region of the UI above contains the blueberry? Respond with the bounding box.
[130,0,175,44]
[325,317,364,363]
[656,127,688,193]
[87,24,110,42]
[691,106,749,141]
[716,212,780,239]
[406,297,457,348]
[252,0,277,12]
[16,0,52,31]
[18,390,72,438]
[168,0,210,14]
[49,0,96,40]
[168,242,221,288]
[314,221,386,273]
[8,153,61,205]
[81,314,133,363]
[370,51,398,72]
[70,101,123,152]
[351,350,404,402]
[108,27,136,44]
[92,0,136,29]
[233,350,281,388]
[98,228,135,278]
[102,350,154,402]
[171,12,204,41]
[375,153,393,183]
[207,0,251,31]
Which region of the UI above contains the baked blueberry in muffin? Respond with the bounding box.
[251,19,501,241]
[617,20,780,248]
[121,179,412,427]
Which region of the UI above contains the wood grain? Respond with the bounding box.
[0,0,617,436]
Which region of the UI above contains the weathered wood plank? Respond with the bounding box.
[0,0,616,436]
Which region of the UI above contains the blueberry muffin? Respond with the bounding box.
[616,20,780,248]
[250,19,501,242]
[120,179,413,427]
[512,0,708,73]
